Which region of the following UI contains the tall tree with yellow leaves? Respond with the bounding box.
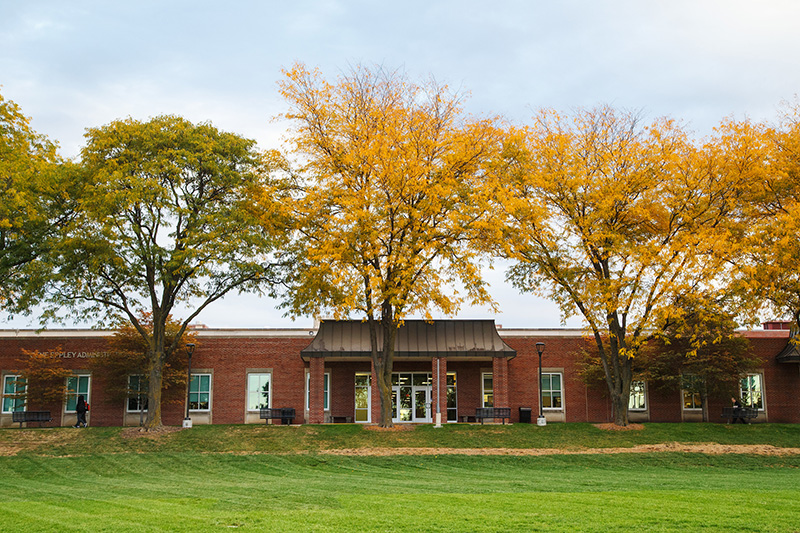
[733,107,800,332]
[0,90,81,316]
[496,107,738,425]
[277,63,502,426]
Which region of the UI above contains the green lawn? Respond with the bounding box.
[1,424,799,531]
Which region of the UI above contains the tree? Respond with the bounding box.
[93,313,196,424]
[13,348,73,408]
[496,106,736,425]
[46,115,290,428]
[0,90,79,315]
[642,295,758,422]
[277,63,502,426]
[732,106,800,331]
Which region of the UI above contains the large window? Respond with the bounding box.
[127,375,148,412]
[446,372,457,422]
[682,374,703,410]
[66,375,90,412]
[354,373,370,423]
[306,372,330,411]
[541,372,563,410]
[629,380,647,411]
[248,373,271,410]
[2,375,26,413]
[482,373,493,408]
[740,374,764,410]
[189,374,211,411]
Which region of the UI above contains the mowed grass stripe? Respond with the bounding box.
[1,454,799,531]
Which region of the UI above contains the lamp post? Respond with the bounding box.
[536,342,546,426]
[183,343,196,428]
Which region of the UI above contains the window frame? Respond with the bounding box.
[629,380,647,411]
[188,373,212,412]
[305,371,330,412]
[2,374,26,414]
[247,372,272,411]
[681,374,703,410]
[481,372,493,408]
[126,374,148,413]
[540,372,563,411]
[65,375,91,413]
[739,373,764,411]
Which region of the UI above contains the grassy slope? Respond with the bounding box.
[2,422,800,456]
[1,424,799,532]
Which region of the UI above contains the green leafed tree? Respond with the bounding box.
[642,294,759,422]
[46,115,290,427]
[0,90,80,315]
[496,106,739,425]
[276,63,502,426]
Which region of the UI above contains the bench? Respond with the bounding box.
[722,406,758,424]
[475,407,511,424]
[259,407,295,425]
[11,411,52,428]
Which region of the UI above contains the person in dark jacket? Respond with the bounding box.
[75,395,88,428]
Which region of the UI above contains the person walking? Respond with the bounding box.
[75,395,88,428]
[731,396,745,424]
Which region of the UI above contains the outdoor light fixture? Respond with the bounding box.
[536,342,546,426]
[183,343,196,428]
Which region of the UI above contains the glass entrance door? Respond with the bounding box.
[391,373,431,423]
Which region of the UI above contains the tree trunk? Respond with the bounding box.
[144,349,166,428]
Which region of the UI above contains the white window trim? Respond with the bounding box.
[2,374,26,414]
[541,372,563,411]
[189,373,212,412]
[681,374,703,411]
[126,374,148,413]
[305,371,331,412]
[629,380,647,412]
[246,372,272,412]
[740,372,766,411]
[354,372,371,424]
[65,374,91,413]
[481,372,493,408]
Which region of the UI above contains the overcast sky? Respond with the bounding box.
[3,1,800,330]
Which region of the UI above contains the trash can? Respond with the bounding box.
[519,407,532,423]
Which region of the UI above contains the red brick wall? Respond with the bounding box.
[2,328,797,426]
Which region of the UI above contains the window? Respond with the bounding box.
[306,372,330,411]
[541,373,563,410]
[2,375,26,413]
[482,373,493,408]
[248,373,271,411]
[740,374,763,410]
[189,374,211,411]
[682,374,703,410]
[446,372,457,422]
[66,375,90,412]
[629,380,647,411]
[127,375,148,412]
[354,373,370,422]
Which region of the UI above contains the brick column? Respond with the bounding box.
[492,356,509,422]
[431,357,447,424]
[308,356,325,424]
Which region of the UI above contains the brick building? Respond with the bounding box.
[1,320,797,427]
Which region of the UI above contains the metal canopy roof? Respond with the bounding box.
[300,319,516,361]
[776,339,800,363]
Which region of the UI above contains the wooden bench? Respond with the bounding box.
[475,407,511,424]
[259,407,295,425]
[11,410,52,428]
[722,406,758,424]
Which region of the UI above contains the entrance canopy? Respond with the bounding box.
[301,319,516,362]
[776,338,800,363]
